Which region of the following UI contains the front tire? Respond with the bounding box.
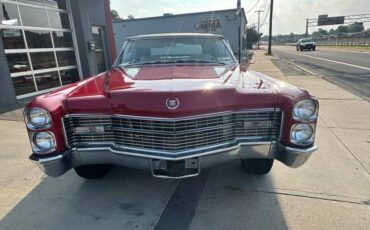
[242,159,274,175]
[74,164,112,179]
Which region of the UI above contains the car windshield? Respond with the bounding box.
[301,38,314,43]
[115,37,236,67]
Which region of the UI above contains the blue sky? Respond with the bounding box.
[111,0,370,35]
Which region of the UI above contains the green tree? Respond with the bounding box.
[312,28,328,38]
[245,27,260,48]
[348,22,364,33]
[365,28,370,37]
[336,25,349,34]
[111,10,121,20]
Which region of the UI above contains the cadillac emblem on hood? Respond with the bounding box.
[166,98,180,110]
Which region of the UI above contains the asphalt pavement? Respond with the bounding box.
[271,45,370,100]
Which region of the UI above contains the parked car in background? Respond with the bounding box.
[24,33,319,180]
[297,38,316,51]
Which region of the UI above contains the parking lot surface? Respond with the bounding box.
[1,50,369,230]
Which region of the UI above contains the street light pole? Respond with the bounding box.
[267,0,274,55]
[255,10,264,49]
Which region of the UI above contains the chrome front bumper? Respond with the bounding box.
[30,142,317,178]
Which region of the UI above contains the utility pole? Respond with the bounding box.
[305,19,309,38]
[236,0,242,63]
[267,0,274,55]
[255,10,264,49]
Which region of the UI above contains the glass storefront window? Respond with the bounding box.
[0,3,20,26]
[11,75,36,96]
[19,6,48,28]
[1,0,80,97]
[45,0,67,9]
[96,50,107,73]
[52,31,73,47]
[56,51,76,67]
[30,52,56,70]
[25,30,52,48]
[48,11,70,29]
[18,0,45,6]
[6,53,31,73]
[92,26,104,49]
[1,29,25,49]
[92,26,107,73]
[35,71,60,90]
[60,68,79,85]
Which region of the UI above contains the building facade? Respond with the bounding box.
[113,9,247,56]
[0,0,116,107]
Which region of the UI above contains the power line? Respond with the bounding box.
[260,2,270,27]
[246,0,260,13]
[250,0,267,23]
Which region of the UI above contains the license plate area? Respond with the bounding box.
[151,158,200,178]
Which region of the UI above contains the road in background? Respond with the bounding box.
[271,46,370,100]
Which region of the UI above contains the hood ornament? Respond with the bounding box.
[166,98,180,110]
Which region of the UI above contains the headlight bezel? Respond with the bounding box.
[25,107,52,130]
[293,99,318,122]
[31,131,57,154]
[290,123,315,145]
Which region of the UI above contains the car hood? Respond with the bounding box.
[64,65,291,117]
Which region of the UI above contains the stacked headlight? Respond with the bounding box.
[25,108,56,154]
[290,99,318,145]
[26,108,52,130]
[32,132,56,153]
[290,124,314,145]
[293,99,317,121]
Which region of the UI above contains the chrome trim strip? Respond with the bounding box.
[110,137,269,155]
[61,117,69,148]
[75,141,273,161]
[283,145,318,154]
[279,110,285,142]
[111,123,234,135]
[38,155,63,164]
[151,173,200,179]
[64,108,279,121]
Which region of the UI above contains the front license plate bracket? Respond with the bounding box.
[151,158,200,178]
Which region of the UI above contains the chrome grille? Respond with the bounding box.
[63,110,282,153]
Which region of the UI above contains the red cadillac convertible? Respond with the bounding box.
[24,33,318,179]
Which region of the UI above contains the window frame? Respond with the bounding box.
[0,0,82,99]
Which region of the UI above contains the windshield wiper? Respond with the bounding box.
[120,59,227,68]
[173,59,226,65]
[120,60,170,67]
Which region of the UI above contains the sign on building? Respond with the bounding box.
[194,20,222,32]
